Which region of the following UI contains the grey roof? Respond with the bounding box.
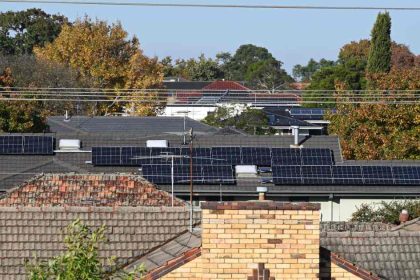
[162,81,211,90]
[390,218,420,232]
[321,230,420,280]
[123,230,201,273]
[0,206,199,280]
[47,116,218,136]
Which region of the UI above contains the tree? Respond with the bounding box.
[0,8,67,55]
[367,12,392,74]
[34,18,163,115]
[26,219,145,280]
[245,59,293,90]
[0,67,48,133]
[351,200,420,224]
[327,68,420,160]
[292,58,335,82]
[203,105,274,135]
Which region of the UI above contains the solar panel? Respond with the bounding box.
[241,147,271,166]
[271,148,301,165]
[202,165,235,184]
[92,147,121,166]
[211,147,242,165]
[150,147,181,164]
[301,148,333,165]
[23,136,54,155]
[362,166,394,185]
[173,165,203,184]
[142,164,171,184]
[332,166,364,185]
[121,147,150,165]
[0,135,23,154]
[301,165,333,185]
[272,165,302,185]
[180,147,212,165]
[392,166,420,185]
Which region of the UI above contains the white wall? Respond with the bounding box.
[162,106,217,120]
[313,198,409,222]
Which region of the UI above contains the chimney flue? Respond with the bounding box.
[256,186,267,201]
[291,126,299,146]
[399,209,409,224]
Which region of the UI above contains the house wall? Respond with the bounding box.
[162,106,217,120]
[330,263,363,280]
[161,256,202,280]
[200,201,320,280]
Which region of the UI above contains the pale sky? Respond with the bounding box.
[2,0,420,73]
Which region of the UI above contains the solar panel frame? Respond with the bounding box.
[121,147,151,166]
[180,147,212,165]
[92,147,122,166]
[301,165,333,185]
[392,166,420,185]
[0,135,23,154]
[271,148,301,165]
[332,165,364,185]
[23,135,54,155]
[150,147,181,164]
[362,166,394,185]
[272,165,302,185]
[211,146,242,165]
[241,147,272,166]
[173,165,204,184]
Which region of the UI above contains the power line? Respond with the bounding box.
[2,0,420,11]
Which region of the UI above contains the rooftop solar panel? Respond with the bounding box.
[301,165,333,185]
[362,166,394,185]
[92,147,121,166]
[202,165,235,185]
[150,147,181,164]
[121,147,150,165]
[332,166,364,185]
[241,147,271,166]
[211,147,242,165]
[173,165,203,184]
[272,165,302,185]
[271,148,301,165]
[142,164,172,184]
[23,136,54,155]
[392,166,420,185]
[0,135,23,154]
[301,148,333,165]
[180,147,212,165]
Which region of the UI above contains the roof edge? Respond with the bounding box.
[330,252,382,280]
[143,247,201,280]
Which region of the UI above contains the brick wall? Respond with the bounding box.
[161,255,202,280]
[330,263,362,280]
[200,201,320,280]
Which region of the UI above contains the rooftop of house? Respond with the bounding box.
[0,173,184,207]
[202,80,250,91]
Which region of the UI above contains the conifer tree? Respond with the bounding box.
[367,12,392,74]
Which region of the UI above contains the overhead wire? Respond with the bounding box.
[2,0,420,11]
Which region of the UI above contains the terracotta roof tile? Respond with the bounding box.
[0,173,185,207]
[202,80,250,91]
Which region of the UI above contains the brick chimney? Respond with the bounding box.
[201,201,320,279]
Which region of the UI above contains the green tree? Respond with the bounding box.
[245,59,293,91]
[367,12,392,74]
[203,106,274,135]
[351,200,420,224]
[26,219,145,280]
[0,67,48,133]
[292,58,335,82]
[0,8,67,55]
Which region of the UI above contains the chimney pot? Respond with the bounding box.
[399,209,409,224]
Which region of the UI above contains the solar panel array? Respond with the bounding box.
[142,164,235,185]
[273,165,420,186]
[0,135,54,155]
[92,146,334,166]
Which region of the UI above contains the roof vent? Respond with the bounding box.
[59,139,81,150]
[64,110,71,122]
[399,209,409,224]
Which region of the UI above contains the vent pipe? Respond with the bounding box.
[256,186,268,201]
[64,110,70,122]
[291,125,299,146]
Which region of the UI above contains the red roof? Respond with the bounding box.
[0,173,185,207]
[202,80,250,91]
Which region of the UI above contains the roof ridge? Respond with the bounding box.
[330,251,382,280]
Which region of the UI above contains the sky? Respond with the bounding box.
[2,0,420,73]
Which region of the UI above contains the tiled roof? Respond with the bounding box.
[202,80,250,91]
[390,217,420,232]
[321,222,393,232]
[321,230,420,279]
[0,173,185,207]
[123,230,202,279]
[0,206,200,280]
